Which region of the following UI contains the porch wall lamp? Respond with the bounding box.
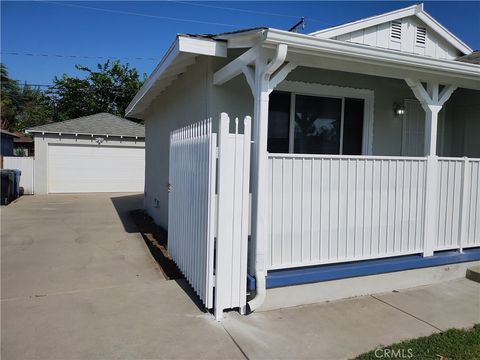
[394,103,406,116]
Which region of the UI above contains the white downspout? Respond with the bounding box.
[248,44,287,312]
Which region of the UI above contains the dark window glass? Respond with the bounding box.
[294,95,342,154]
[268,91,291,153]
[342,98,365,155]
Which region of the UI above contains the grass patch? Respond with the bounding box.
[356,325,480,360]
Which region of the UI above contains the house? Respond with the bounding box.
[126,4,480,317]
[26,113,145,194]
[13,131,34,156]
[1,129,19,158]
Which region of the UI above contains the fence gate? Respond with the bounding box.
[3,156,35,194]
[168,113,251,319]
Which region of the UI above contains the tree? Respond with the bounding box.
[52,60,145,121]
[14,85,55,131]
[1,63,54,131]
[1,60,145,132]
[1,63,20,129]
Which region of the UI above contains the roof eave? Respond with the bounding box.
[26,129,145,138]
[125,35,228,118]
[263,29,480,87]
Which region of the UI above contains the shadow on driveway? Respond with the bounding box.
[110,193,207,313]
[110,193,144,233]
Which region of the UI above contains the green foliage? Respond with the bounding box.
[1,63,21,129]
[52,61,144,121]
[15,85,55,131]
[356,325,480,360]
[1,60,145,132]
[14,148,26,157]
[1,63,54,132]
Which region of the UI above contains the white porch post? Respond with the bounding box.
[248,45,292,311]
[213,44,295,311]
[406,79,457,256]
[423,105,440,257]
[251,52,270,274]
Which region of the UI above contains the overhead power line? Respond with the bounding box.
[13,82,135,93]
[169,0,298,19]
[43,1,250,28]
[2,51,158,61]
[167,0,329,25]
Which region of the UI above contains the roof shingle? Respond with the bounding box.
[26,113,145,138]
[456,51,480,65]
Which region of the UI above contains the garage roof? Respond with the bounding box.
[26,113,145,138]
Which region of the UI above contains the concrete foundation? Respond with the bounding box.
[259,260,479,311]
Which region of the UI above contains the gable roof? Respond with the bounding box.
[310,3,472,55]
[26,113,145,138]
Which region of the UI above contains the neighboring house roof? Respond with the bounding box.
[309,4,472,55]
[13,132,34,144]
[26,113,145,138]
[457,51,480,65]
[1,129,20,138]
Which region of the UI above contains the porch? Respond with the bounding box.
[211,38,480,312]
[267,154,480,270]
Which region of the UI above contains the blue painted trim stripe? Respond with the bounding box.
[247,248,480,290]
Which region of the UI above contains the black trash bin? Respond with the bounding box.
[11,169,21,199]
[1,170,14,205]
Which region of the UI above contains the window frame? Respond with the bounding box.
[275,81,375,155]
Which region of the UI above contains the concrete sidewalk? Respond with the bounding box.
[2,194,479,360]
[223,278,479,359]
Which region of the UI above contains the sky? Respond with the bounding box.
[1,1,479,86]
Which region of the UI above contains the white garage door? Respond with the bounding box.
[48,144,145,193]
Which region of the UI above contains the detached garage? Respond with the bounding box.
[27,113,145,194]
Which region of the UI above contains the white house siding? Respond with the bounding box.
[33,133,145,194]
[332,16,461,60]
[211,55,254,125]
[144,56,211,228]
[145,52,479,229]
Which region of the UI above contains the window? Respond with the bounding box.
[268,84,372,155]
[390,20,402,41]
[267,92,290,153]
[294,95,342,154]
[343,98,365,155]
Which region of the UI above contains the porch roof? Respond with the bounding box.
[126,28,480,119]
[261,28,480,88]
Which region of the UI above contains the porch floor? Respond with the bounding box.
[248,247,480,290]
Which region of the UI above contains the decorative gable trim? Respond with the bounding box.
[310,3,472,55]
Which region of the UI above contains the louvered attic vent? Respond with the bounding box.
[391,20,402,41]
[416,26,427,46]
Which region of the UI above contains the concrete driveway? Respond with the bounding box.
[2,194,479,360]
[1,194,244,360]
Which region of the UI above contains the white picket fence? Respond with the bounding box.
[3,156,35,194]
[168,113,251,319]
[436,157,480,250]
